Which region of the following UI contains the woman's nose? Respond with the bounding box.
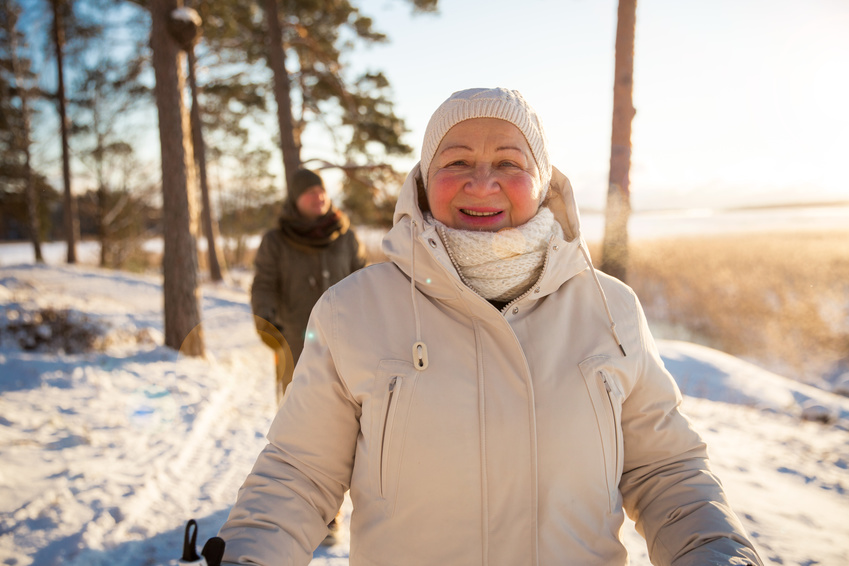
[465,166,499,194]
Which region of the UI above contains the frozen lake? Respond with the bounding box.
[578,204,849,242]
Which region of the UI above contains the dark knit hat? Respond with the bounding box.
[288,169,324,202]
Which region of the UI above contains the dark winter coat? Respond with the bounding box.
[250,220,366,363]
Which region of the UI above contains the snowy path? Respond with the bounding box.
[0,265,276,565]
[1,264,848,565]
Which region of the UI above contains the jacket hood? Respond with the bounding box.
[382,163,626,366]
[383,163,591,292]
[390,163,582,239]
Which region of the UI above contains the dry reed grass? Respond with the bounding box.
[224,226,849,384]
[362,227,849,382]
[613,230,849,383]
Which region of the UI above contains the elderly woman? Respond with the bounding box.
[219,88,762,565]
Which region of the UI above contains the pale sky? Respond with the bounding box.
[304,0,849,211]
[27,0,848,212]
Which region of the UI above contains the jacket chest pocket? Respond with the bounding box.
[579,355,625,512]
[369,360,419,516]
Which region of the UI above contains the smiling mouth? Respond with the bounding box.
[461,209,502,217]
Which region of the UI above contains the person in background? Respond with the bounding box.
[250,168,365,545]
[223,88,763,565]
[251,168,366,406]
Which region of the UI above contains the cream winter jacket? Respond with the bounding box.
[220,165,762,566]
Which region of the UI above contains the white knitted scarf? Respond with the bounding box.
[429,208,563,302]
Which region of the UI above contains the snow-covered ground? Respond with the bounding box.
[1,249,848,564]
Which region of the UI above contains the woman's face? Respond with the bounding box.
[426,118,541,231]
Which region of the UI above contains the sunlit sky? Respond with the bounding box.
[303,0,849,211]
[24,0,849,212]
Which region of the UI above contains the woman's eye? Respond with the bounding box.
[498,160,518,168]
[447,160,468,167]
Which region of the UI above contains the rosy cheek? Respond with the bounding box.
[428,180,451,203]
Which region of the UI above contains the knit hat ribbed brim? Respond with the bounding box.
[420,88,552,201]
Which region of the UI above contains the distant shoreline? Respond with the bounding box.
[579,200,849,216]
[715,200,849,212]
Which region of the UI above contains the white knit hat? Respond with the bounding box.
[420,87,552,201]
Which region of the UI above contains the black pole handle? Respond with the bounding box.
[182,519,201,561]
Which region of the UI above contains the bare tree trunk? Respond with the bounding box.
[91,98,109,267]
[600,0,637,282]
[150,0,204,356]
[262,0,300,191]
[97,183,108,266]
[23,141,43,263]
[3,3,43,262]
[51,0,78,264]
[187,48,224,282]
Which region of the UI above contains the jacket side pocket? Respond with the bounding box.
[579,355,625,512]
[369,359,418,517]
[379,375,400,498]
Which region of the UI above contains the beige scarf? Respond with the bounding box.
[429,208,563,302]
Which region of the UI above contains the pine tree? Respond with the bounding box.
[178,0,277,274]
[260,0,437,207]
[0,0,44,260]
[150,0,204,356]
[177,5,226,282]
[49,0,82,263]
[601,0,637,282]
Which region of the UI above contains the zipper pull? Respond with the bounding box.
[601,372,612,393]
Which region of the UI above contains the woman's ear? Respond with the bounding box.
[416,175,431,213]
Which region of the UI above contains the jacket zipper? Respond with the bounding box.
[379,376,399,498]
[600,372,620,504]
[437,225,478,293]
[500,238,556,314]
